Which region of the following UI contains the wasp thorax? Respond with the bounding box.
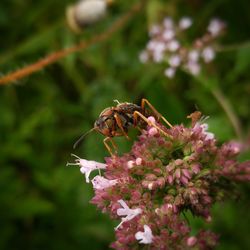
[66,0,112,33]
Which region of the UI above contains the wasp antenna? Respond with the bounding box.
[73,127,96,149]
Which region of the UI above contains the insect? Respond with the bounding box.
[74,98,172,155]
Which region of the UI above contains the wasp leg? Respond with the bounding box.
[103,137,118,156]
[141,98,172,128]
[133,111,173,139]
[114,113,130,140]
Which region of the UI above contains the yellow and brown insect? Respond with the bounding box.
[74,99,172,155]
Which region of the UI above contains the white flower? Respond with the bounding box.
[115,199,142,230]
[179,17,192,30]
[163,29,175,41]
[149,24,161,36]
[163,17,174,29]
[74,0,107,25]
[202,47,215,63]
[167,40,180,52]
[135,225,154,244]
[91,175,117,190]
[67,154,106,183]
[188,50,200,62]
[207,18,225,37]
[127,160,135,169]
[186,61,201,75]
[139,51,149,63]
[200,123,215,140]
[168,55,181,67]
[147,41,166,63]
[135,157,142,165]
[164,67,176,78]
[153,51,164,63]
[193,123,215,141]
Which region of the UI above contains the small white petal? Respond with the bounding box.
[202,47,215,63]
[164,67,176,78]
[186,61,201,75]
[168,55,181,67]
[163,29,175,41]
[139,51,149,63]
[149,24,161,36]
[163,17,174,29]
[127,160,135,169]
[135,225,154,244]
[91,176,117,190]
[207,18,225,37]
[67,155,106,183]
[116,200,142,230]
[135,158,142,165]
[167,40,180,52]
[188,50,200,62]
[179,17,192,29]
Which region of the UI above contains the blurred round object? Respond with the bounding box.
[66,0,112,33]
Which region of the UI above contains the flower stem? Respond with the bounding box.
[211,87,243,140]
[215,40,250,52]
[196,76,243,141]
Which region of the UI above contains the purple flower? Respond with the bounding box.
[74,111,249,249]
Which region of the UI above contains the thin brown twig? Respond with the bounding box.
[0,1,144,86]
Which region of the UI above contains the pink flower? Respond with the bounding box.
[74,110,249,249]
[186,236,197,246]
[135,225,154,244]
[148,127,158,136]
[115,199,142,230]
[147,116,156,124]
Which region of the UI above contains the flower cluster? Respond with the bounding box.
[139,17,225,78]
[69,113,249,249]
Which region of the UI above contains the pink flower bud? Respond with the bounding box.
[127,160,134,169]
[135,157,142,165]
[148,127,158,136]
[187,236,197,246]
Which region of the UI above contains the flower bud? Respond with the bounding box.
[66,0,112,33]
[186,236,197,246]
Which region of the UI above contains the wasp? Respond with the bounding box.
[74,99,172,155]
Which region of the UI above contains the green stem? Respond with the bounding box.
[196,76,243,141]
[215,41,250,52]
[210,87,243,140]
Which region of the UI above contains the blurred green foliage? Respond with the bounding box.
[0,0,250,249]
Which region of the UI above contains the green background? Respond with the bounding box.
[0,0,250,249]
